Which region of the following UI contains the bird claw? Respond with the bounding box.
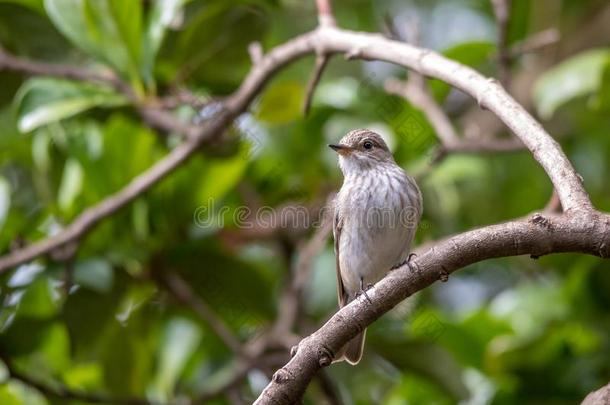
[356,279,374,304]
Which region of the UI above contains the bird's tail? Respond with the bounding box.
[333,329,366,365]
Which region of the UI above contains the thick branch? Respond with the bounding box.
[228,26,591,212]
[581,381,610,405]
[255,210,610,403]
[0,26,592,274]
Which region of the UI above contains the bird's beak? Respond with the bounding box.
[329,144,352,155]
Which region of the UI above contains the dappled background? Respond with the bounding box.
[1,0,610,404]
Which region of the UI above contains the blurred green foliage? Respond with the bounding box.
[0,0,609,404]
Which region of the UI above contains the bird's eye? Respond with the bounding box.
[363,141,373,150]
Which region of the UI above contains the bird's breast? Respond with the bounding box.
[336,169,420,296]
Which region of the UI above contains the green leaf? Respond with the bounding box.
[132,199,150,241]
[18,277,59,319]
[73,258,114,293]
[43,0,144,91]
[143,0,189,86]
[195,155,248,204]
[594,59,610,111]
[429,41,496,102]
[57,157,84,212]
[0,380,48,405]
[0,176,10,232]
[15,78,127,132]
[31,129,52,172]
[0,317,56,355]
[162,2,267,90]
[98,292,156,396]
[150,318,201,402]
[62,363,103,391]
[533,49,610,119]
[35,322,71,376]
[256,81,304,124]
[385,374,454,405]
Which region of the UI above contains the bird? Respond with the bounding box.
[329,129,422,365]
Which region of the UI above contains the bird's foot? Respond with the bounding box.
[355,278,374,304]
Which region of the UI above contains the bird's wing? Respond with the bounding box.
[333,210,348,307]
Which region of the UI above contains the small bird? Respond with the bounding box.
[329,129,422,365]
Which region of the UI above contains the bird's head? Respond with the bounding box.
[329,129,394,174]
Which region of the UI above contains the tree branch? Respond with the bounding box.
[315,0,336,28]
[158,272,248,358]
[581,381,610,405]
[302,54,330,116]
[384,77,523,155]
[228,26,591,212]
[0,23,592,279]
[491,0,513,86]
[0,6,604,404]
[255,210,610,403]
[509,28,560,57]
[0,46,134,98]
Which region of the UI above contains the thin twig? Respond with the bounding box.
[544,189,562,213]
[302,0,337,115]
[491,0,513,86]
[509,28,560,57]
[159,272,248,358]
[0,14,592,275]
[248,42,264,65]
[303,54,330,116]
[384,65,523,155]
[0,46,134,99]
[315,0,336,27]
[385,77,459,146]
[382,16,522,156]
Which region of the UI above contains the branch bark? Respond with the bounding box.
[581,381,610,405]
[0,46,134,98]
[384,77,524,155]
[491,0,513,86]
[0,23,591,272]
[255,211,610,403]
[227,26,592,212]
[0,6,605,405]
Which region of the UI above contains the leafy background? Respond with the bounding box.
[0,0,610,404]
